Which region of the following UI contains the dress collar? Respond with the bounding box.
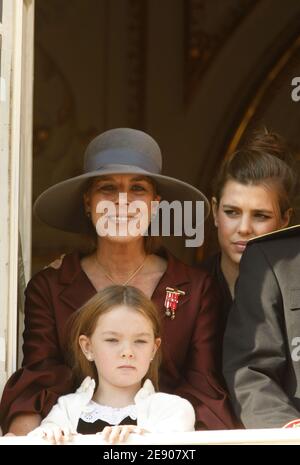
[57,249,191,310]
[80,378,155,425]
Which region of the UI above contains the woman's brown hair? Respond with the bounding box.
[67,285,162,390]
[214,129,298,216]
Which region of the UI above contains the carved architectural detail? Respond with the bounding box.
[225,34,300,157]
[184,0,257,103]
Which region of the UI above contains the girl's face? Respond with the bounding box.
[84,174,160,243]
[212,179,291,266]
[79,305,160,391]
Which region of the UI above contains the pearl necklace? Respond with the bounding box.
[94,255,148,286]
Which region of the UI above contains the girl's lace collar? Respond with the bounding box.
[80,400,137,425]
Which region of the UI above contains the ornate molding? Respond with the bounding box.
[184,0,257,104]
[225,33,300,158]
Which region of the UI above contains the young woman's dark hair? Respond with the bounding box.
[214,129,297,215]
[202,129,299,324]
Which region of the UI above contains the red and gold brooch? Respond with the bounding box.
[164,287,186,320]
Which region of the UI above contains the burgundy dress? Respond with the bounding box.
[199,253,233,338]
[0,250,239,432]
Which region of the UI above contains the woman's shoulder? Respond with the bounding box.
[248,224,300,246]
[246,225,300,261]
[26,252,82,289]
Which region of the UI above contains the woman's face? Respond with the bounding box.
[79,305,160,392]
[212,179,291,266]
[84,174,160,243]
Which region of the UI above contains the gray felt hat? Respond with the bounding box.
[34,128,210,233]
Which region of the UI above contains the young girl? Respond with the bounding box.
[28,285,195,444]
[200,129,298,330]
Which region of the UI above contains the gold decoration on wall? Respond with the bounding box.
[224,34,300,159]
[184,0,257,104]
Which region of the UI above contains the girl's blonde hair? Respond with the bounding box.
[67,285,162,390]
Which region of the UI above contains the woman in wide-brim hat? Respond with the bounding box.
[0,128,239,435]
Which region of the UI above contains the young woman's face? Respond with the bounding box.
[84,174,160,243]
[79,305,160,391]
[212,179,291,266]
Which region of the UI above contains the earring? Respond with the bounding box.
[86,211,91,219]
[87,354,93,361]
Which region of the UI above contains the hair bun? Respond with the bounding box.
[243,128,293,165]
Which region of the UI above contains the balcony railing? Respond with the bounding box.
[1,428,300,445]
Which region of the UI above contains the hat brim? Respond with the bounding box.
[33,165,210,233]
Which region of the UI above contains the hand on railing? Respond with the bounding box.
[27,422,75,444]
[101,425,145,444]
